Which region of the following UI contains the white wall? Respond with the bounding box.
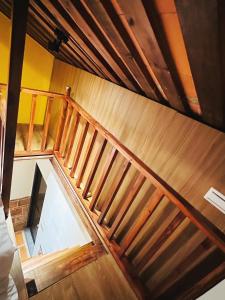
[198,279,225,300]
[11,158,92,255]
[33,172,91,255]
[10,159,36,200]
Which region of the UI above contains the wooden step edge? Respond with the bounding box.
[22,242,94,273]
[23,243,105,292]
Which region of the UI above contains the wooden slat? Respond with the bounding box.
[52,155,148,300]
[136,211,185,273]
[54,99,67,151]
[120,189,164,256]
[70,121,89,177]
[59,104,73,157]
[41,97,53,151]
[65,96,225,256]
[41,0,122,85]
[175,0,225,129]
[120,0,185,112]
[107,173,146,240]
[58,0,140,92]
[82,138,107,198]
[100,0,161,100]
[89,147,118,211]
[1,0,29,214]
[98,159,131,224]
[76,129,98,188]
[64,112,80,167]
[78,0,157,96]
[151,239,215,299]
[26,94,37,151]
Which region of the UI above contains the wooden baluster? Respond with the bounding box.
[64,112,81,167]
[119,189,164,256]
[41,97,53,151]
[54,98,67,151]
[76,129,98,188]
[26,94,37,152]
[89,147,118,211]
[98,159,131,224]
[59,104,73,157]
[107,173,146,240]
[70,121,89,177]
[136,211,185,273]
[82,138,107,198]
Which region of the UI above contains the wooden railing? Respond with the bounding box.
[1,83,225,298]
[0,83,65,156]
[53,91,225,297]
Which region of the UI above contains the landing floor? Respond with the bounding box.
[15,124,54,154]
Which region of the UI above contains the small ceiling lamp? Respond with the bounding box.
[48,28,69,53]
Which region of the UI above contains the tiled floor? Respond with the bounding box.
[15,230,30,262]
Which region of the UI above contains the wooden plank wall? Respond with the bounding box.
[49,59,225,235]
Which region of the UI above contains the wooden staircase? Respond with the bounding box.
[22,242,104,293]
[1,82,225,298]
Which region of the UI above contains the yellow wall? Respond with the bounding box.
[0,12,54,124]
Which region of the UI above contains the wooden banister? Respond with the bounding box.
[0,83,64,98]
[62,94,225,256]
[1,79,225,298]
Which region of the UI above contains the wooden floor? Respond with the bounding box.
[15,124,54,153]
[15,230,30,263]
[30,253,137,300]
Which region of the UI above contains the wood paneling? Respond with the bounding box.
[30,254,137,300]
[50,59,225,234]
[23,243,104,292]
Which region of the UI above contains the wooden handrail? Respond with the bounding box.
[0,83,64,98]
[64,94,225,255]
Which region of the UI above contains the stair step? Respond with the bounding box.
[22,242,102,292]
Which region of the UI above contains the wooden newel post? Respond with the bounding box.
[66,86,71,97]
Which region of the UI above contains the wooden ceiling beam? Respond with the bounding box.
[59,0,141,93]
[40,0,124,85]
[33,0,110,80]
[101,0,164,101]
[30,1,99,74]
[175,0,225,130]
[82,0,160,98]
[118,0,185,112]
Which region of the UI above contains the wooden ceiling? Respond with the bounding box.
[0,0,225,132]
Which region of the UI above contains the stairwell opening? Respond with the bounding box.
[9,156,97,295]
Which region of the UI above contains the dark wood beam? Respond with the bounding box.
[59,0,141,93]
[100,0,163,101]
[1,0,29,215]
[175,0,225,130]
